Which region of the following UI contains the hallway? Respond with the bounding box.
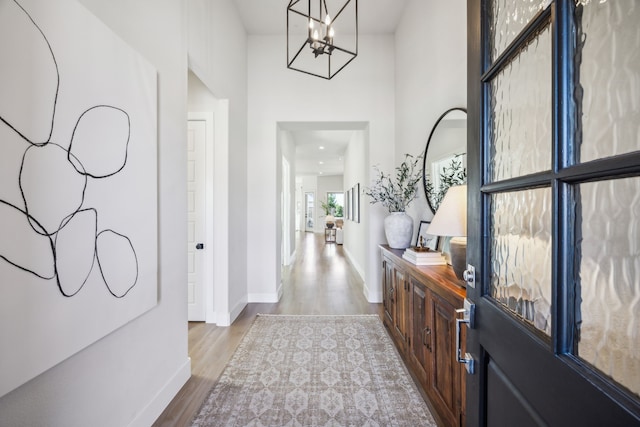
[153,232,382,426]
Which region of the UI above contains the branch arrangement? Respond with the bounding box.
[424,154,467,210]
[363,153,422,213]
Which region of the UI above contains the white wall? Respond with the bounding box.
[278,129,297,266]
[343,130,370,291]
[395,0,468,231]
[0,1,190,426]
[187,0,248,325]
[247,34,396,304]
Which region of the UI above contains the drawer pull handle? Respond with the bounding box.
[422,327,431,351]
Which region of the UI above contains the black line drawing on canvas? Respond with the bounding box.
[0,0,139,298]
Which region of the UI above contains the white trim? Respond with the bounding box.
[215,312,230,327]
[343,246,380,303]
[248,290,282,303]
[343,246,365,281]
[215,298,247,327]
[362,280,382,303]
[188,112,216,324]
[212,100,230,325]
[126,358,191,427]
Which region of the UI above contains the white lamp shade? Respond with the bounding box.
[427,185,467,237]
[325,214,335,222]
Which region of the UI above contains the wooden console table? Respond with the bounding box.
[380,244,467,427]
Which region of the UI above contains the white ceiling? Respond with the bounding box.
[235,0,408,177]
[280,122,367,177]
[293,130,350,176]
[234,0,408,35]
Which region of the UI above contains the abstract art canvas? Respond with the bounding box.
[0,0,158,397]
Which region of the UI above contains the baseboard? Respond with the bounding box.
[248,291,281,303]
[228,299,247,325]
[343,247,380,303]
[277,281,284,300]
[343,246,365,282]
[363,281,382,303]
[127,357,191,427]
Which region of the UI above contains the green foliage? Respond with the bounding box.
[363,153,422,213]
[425,155,466,210]
[320,193,338,216]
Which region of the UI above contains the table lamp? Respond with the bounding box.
[427,185,467,280]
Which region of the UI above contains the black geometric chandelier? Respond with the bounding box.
[287,0,358,80]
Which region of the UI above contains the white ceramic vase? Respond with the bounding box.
[384,212,413,249]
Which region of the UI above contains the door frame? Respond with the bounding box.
[188,112,215,323]
[187,118,207,321]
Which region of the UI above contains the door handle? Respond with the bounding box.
[455,298,476,374]
[422,327,431,352]
[195,243,204,250]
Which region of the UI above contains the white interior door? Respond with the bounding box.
[187,120,206,321]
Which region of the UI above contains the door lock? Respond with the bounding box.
[195,243,204,250]
[463,264,475,288]
[455,298,476,374]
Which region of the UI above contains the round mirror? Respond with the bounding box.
[422,107,467,214]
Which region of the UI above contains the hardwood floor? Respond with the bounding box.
[152,231,382,426]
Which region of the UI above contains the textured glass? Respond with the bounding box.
[489,26,552,182]
[576,0,640,162]
[577,177,640,397]
[489,0,549,60]
[490,188,552,335]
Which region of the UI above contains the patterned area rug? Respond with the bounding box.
[191,314,437,427]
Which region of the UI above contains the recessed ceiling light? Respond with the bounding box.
[319,161,324,165]
[319,171,323,175]
[319,146,325,150]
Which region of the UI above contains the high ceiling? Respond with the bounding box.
[235,0,408,177]
[234,0,408,35]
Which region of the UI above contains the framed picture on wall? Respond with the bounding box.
[416,221,439,251]
[346,189,351,220]
[353,183,360,223]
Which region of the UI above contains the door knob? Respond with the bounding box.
[195,243,204,250]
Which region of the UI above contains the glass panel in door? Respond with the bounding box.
[575,176,640,398]
[489,0,550,60]
[490,187,552,335]
[576,0,640,163]
[488,24,552,182]
[573,0,640,400]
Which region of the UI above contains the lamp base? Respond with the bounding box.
[449,237,467,282]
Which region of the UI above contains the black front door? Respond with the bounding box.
[466,0,640,425]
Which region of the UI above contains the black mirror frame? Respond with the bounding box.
[422,107,467,214]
